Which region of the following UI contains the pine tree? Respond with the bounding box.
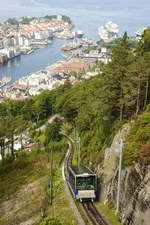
[101,32,134,121]
[135,28,150,112]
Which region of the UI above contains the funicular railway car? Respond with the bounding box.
[68,165,97,202]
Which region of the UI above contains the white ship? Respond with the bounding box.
[61,40,81,51]
[135,27,147,38]
[76,30,84,38]
[98,21,119,42]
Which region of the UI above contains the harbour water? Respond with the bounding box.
[0,0,149,82]
[0,39,64,84]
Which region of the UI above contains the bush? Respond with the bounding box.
[139,143,150,163]
[3,154,14,164]
[122,109,150,166]
[17,150,27,158]
[40,217,62,225]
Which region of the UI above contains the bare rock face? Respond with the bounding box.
[97,123,150,225]
[120,164,150,225]
[97,123,130,202]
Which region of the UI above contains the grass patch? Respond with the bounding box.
[0,149,64,203]
[97,203,121,225]
[0,149,68,225]
[46,168,77,225]
[0,150,49,203]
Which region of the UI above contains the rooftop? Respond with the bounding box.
[50,61,89,73]
[70,164,94,175]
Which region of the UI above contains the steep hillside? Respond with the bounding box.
[0,29,150,225]
[97,105,150,225]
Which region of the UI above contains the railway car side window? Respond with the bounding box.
[69,171,75,191]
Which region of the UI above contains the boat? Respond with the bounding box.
[76,30,84,38]
[98,21,119,42]
[80,38,93,47]
[61,40,81,51]
[27,49,34,55]
[0,76,11,88]
[135,27,147,38]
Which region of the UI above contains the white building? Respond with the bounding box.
[24,38,30,47]
[29,87,44,96]
[18,77,28,86]
[0,48,15,58]
[57,15,62,21]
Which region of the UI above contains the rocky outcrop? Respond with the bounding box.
[120,164,150,225]
[97,123,150,225]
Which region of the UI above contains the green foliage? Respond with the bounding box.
[83,46,96,54]
[44,15,57,20]
[43,15,71,24]
[123,104,150,166]
[3,154,14,165]
[99,38,121,49]
[48,139,68,153]
[0,151,46,202]
[61,15,72,24]
[45,120,62,143]
[40,216,62,225]
[7,18,18,25]
[20,16,35,24]
[0,29,150,169]
[98,203,121,225]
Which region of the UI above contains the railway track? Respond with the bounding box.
[60,132,74,176]
[82,202,108,225]
[62,132,109,225]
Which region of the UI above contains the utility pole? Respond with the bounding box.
[116,139,123,214]
[76,134,80,168]
[78,136,80,168]
[50,147,53,205]
[76,133,78,155]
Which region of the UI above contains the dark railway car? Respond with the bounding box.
[68,165,97,201]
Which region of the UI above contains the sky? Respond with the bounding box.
[0,0,149,36]
[0,0,149,20]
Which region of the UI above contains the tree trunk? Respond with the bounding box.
[143,75,149,111]
[20,133,23,149]
[136,76,141,116]
[11,134,14,158]
[0,139,5,165]
[120,73,123,121]
[120,102,123,121]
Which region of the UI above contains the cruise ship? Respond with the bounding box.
[135,27,147,39]
[98,21,119,42]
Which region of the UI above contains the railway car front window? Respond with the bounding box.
[76,176,95,190]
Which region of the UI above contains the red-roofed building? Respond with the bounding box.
[49,61,89,73]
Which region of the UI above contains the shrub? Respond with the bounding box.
[139,143,150,163]
[3,154,14,164]
[40,217,62,225]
